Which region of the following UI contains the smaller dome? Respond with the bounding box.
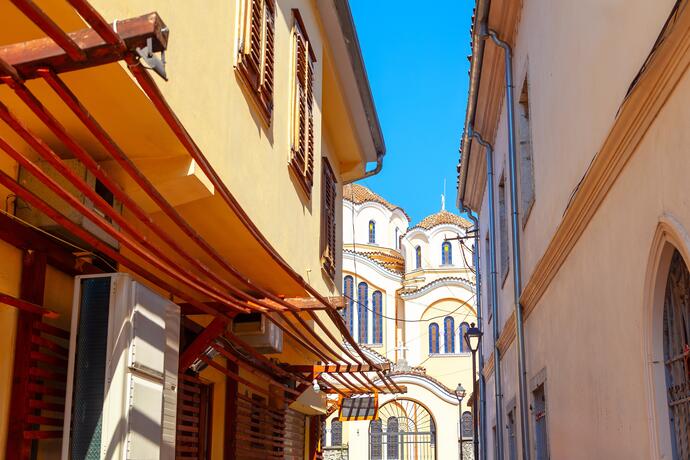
[412,210,472,231]
[343,184,410,220]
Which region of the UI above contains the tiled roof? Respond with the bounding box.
[343,184,410,220]
[411,210,472,230]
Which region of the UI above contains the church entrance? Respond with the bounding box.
[369,398,437,460]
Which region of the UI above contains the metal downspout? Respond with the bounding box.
[464,209,488,460]
[470,131,504,460]
[489,30,531,460]
[343,152,384,184]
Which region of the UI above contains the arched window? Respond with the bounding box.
[461,411,473,439]
[415,246,422,269]
[370,419,382,460]
[459,321,470,353]
[387,416,399,459]
[395,228,399,249]
[358,282,369,343]
[444,316,455,353]
[372,291,383,344]
[442,241,453,265]
[343,276,354,334]
[663,250,690,455]
[331,420,342,446]
[429,323,440,354]
[368,220,376,244]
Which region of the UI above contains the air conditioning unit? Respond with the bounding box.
[62,273,180,460]
[16,158,123,249]
[231,312,283,354]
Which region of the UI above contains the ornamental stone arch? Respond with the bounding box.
[643,214,690,459]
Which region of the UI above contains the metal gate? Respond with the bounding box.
[369,399,436,460]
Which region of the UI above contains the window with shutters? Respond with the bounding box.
[289,10,317,197]
[321,157,337,279]
[236,0,275,123]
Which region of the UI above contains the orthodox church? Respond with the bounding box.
[323,184,478,460]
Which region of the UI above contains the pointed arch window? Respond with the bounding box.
[372,291,383,344]
[358,282,369,343]
[444,316,455,353]
[343,276,354,334]
[442,241,453,265]
[663,250,690,455]
[459,321,470,353]
[415,246,422,269]
[429,323,440,354]
[368,220,376,244]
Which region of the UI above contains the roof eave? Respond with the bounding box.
[318,0,385,165]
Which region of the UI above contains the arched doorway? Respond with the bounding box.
[369,398,436,460]
[662,250,690,458]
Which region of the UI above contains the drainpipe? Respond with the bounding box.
[463,208,488,460]
[469,130,504,460]
[343,152,384,184]
[488,30,531,460]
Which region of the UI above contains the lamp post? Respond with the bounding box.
[456,383,466,459]
[465,322,483,460]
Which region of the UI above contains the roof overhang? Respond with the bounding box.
[316,0,385,166]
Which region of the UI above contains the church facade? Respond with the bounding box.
[323,184,478,460]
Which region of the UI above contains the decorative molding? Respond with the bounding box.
[400,276,476,300]
[343,250,402,282]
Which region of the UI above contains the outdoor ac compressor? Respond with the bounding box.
[61,273,180,459]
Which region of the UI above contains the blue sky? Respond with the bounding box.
[349,1,474,225]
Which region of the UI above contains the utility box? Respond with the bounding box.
[16,158,122,249]
[62,273,180,459]
[231,312,283,354]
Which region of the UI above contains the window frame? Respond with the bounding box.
[320,157,337,279]
[368,220,376,244]
[236,0,276,124]
[288,9,317,198]
[441,241,453,266]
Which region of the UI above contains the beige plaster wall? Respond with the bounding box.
[478,2,690,457]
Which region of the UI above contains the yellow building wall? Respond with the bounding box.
[88,0,357,296]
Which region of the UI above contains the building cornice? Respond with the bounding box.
[375,372,461,405]
[343,250,403,282]
[400,276,475,300]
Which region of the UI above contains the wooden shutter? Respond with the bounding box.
[238,0,275,122]
[176,374,212,459]
[320,157,337,279]
[235,393,285,459]
[284,409,306,460]
[289,11,316,196]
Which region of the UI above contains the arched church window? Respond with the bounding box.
[369,220,376,244]
[372,291,383,344]
[395,228,400,249]
[343,276,354,334]
[444,316,455,353]
[663,250,690,455]
[415,246,422,269]
[461,411,473,438]
[429,323,440,354]
[442,241,453,265]
[331,420,342,446]
[370,419,382,459]
[459,321,470,353]
[358,282,369,343]
[387,416,399,459]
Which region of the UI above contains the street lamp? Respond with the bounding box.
[455,383,466,459]
[464,323,482,460]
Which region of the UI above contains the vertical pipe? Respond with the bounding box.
[463,209,487,460]
[470,131,504,459]
[489,30,531,460]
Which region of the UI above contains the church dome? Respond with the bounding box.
[343,184,410,220]
[412,210,472,231]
